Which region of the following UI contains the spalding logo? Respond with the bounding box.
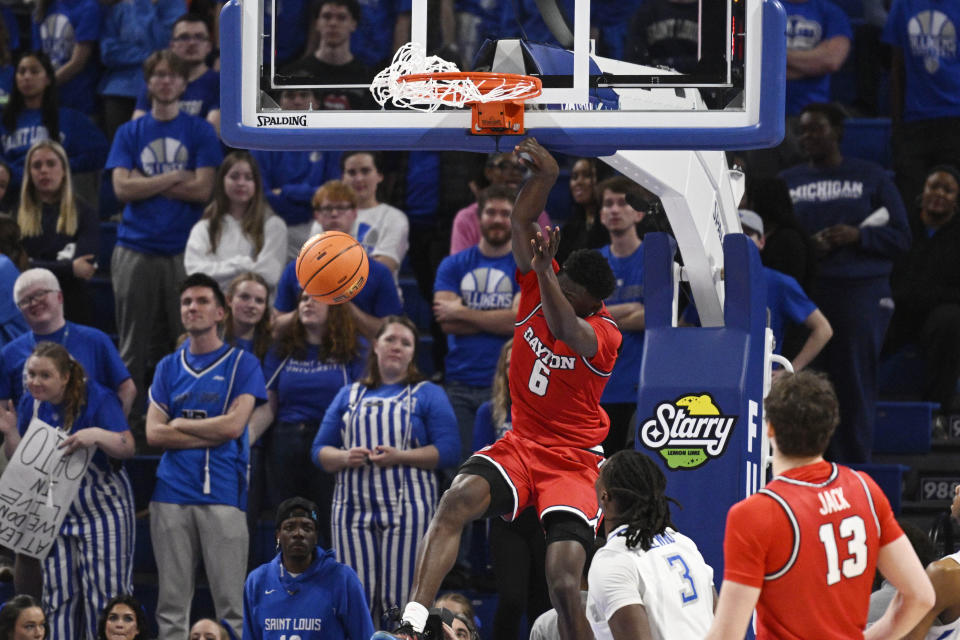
[257,115,308,127]
[639,393,736,470]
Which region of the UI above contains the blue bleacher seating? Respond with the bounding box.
[874,401,937,454]
[841,118,893,169]
[98,221,117,272]
[849,463,908,514]
[401,276,432,330]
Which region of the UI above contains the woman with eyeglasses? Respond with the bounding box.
[0,342,135,640]
[185,151,288,293]
[17,139,98,325]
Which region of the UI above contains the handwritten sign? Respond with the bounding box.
[0,418,92,559]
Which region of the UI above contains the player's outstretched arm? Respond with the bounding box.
[512,138,558,274]
[531,226,600,357]
[703,580,761,640]
[901,557,960,640]
[866,535,935,640]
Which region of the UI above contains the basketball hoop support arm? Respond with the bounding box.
[601,149,743,328]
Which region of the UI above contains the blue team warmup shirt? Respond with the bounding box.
[31,0,102,115]
[263,344,366,425]
[598,244,644,404]
[434,247,518,387]
[779,157,911,280]
[107,111,223,256]
[16,379,129,473]
[149,341,266,508]
[134,68,221,119]
[0,322,131,406]
[312,381,461,469]
[243,546,375,640]
[882,0,960,122]
[274,258,402,317]
[783,0,852,115]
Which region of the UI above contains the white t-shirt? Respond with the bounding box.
[357,203,409,269]
[587,525,714,640]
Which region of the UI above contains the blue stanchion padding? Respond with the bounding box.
[636,232,767,588]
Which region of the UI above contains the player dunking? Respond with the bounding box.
[705,371,934,640]
[388,138,620,640]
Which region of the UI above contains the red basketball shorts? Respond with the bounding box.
[473,429,603,529]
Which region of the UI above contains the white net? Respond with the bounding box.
[370,42,540,111]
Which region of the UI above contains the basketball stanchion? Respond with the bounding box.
[295,230,369,304]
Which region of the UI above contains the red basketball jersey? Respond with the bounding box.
[508,265,621,449]
[723,461,902,640]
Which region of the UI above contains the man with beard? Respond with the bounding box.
[242,497,374,640]
[433,184,519,465]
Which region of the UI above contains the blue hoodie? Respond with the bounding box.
[243,547,374,640]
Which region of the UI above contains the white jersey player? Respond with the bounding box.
[588,450,715,640]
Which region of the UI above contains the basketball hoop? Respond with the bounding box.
[371,43,542,135]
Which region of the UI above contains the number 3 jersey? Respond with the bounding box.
[723,460,902,640]
[509,264,621,449]
[587,525,715,640]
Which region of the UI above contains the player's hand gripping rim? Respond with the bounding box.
[530,225,560,274]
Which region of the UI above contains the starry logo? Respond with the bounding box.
[639,393,737,470]
[907,10,957,74]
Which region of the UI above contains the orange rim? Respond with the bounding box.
[396,71,542,103]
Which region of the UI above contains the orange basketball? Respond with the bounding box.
[295,231,369,304]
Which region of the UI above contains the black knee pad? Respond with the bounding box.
[543,512,595,556]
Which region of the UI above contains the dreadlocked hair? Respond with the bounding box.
[31,341,86,431]
[600,449,679,551]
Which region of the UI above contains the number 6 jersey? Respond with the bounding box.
[723,460,902,639]
[508,264,621,449]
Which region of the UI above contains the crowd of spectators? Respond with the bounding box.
[0,0,956,637]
